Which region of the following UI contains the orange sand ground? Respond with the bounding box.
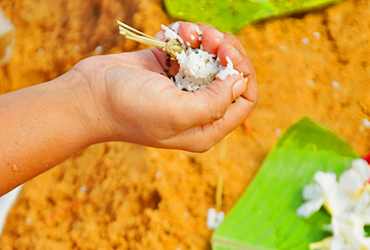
[0,0,369,249]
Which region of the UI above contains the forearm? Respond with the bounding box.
[0,72,101,195]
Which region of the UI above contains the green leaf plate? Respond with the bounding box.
[164,0,343,34]
[211,117,359,250]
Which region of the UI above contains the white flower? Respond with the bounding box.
[300,158,370,250]
[297,171,340,218]
[331,213,370,250]
[310,213,370,250]
[297,183,325,218]
[339,159,370,195]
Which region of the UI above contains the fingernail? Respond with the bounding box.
[233,79,246,100]
[155,31,165,41]
[214,30,224,39]
[232,46,240,54]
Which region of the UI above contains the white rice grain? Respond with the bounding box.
[161,24,242,91]
[195,25,201,35]
[162,24,178,40]
[171,22,180,33]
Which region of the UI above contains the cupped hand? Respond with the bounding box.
[71,22,258,152]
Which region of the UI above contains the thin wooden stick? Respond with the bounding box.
[119,26,165,48]
[117,20,183,59]
[216,174,223,211]
[117,20,155,39]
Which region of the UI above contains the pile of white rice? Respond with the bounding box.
[161,23,242,91]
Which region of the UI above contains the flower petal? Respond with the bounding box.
[314,171,337,195]
[354,191,370,214]
[303,183,323,200]
[330,236,345,250]
[339,169,363,194]
[352,158,370,184]
[297,197,325,218]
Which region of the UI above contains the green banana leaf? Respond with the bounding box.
[164,0,343,34]
[211,117,359,250]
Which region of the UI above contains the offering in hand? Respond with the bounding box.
[118,21,244,91]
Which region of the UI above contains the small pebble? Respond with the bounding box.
[26,13,32,20]
[26,217,32,225]
[302,38,310,45]
[37,48,44,56]
[80,186,87,194]
[155,171,162,179]
[362,118,370,128]
[179,154,186,161]
[331,81,340,89]
[313,31,321,39]
[95,46,103,54]
[275,129,282,137]
[278,45,286,52]
[307,79,314,86]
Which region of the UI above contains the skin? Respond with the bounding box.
[0,22,258,196]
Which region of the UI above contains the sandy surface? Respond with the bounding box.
[0,0,369,249]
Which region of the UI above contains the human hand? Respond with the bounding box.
[71,22,258,152]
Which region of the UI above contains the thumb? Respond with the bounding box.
[177,75,247,128]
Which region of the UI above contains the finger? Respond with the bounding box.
[159,96,256,152]
[170,74,247,130]
[217,43,251,77]
[152,25,182,77]
[162,22,212,49]
[151,48,179,78]
[177,22,215,48]
[217,43,258,102]
[155,30,165,41]
[201,28,246,55]
[177,22,201,48]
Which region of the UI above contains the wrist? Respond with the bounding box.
[56,69,113,146]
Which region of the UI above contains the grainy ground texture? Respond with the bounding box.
[0,0,369,249]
